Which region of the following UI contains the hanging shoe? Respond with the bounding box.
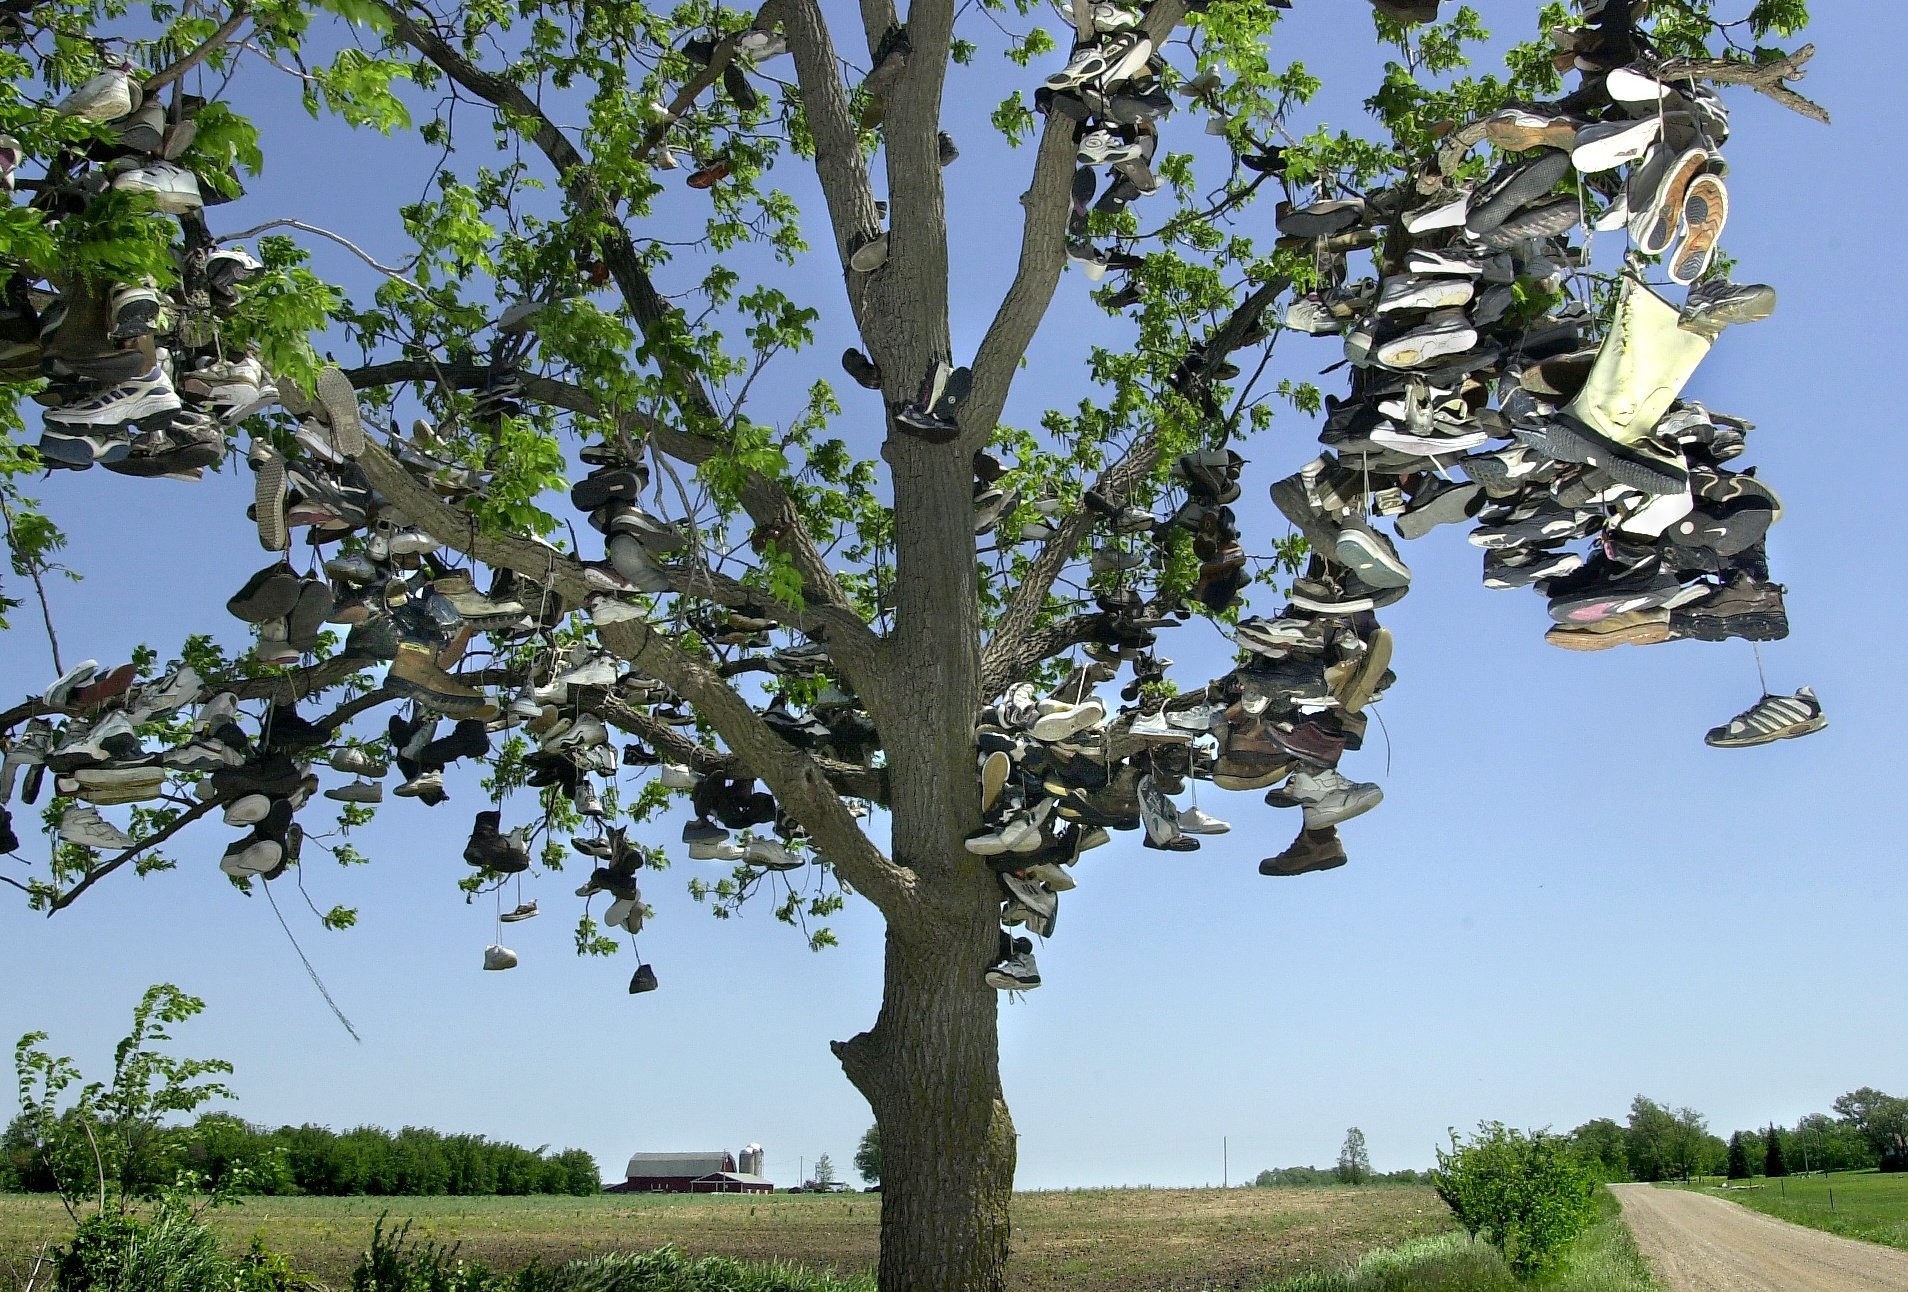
[1703,688,1826,749]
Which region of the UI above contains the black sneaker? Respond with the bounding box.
[418,717,490,770]
[226,563,302,623]
[464,809,530,873]
[1545,555,1684,626]
[571,466,646,512]
[263,704,328,753]
[285,578,334,653]
[628,963,659,994]
[210,752,305,799]
[841,348,882,390]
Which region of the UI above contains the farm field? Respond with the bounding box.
[0,1186,1454,1291]
[1674,1170,1908,1253]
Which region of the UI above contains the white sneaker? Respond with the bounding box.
[603,895,642,932]
[1376,274,1475,315]
[58,66,140,122]
[554,654,619,690]
[1572,117,1661,174]
[1129,710,1193,743]
[124,664,203,722]
[110,160,203,213]
[1178,805,1231,834]
[1030,696,1106,742]
[43,368,181,427]
[688,838,747,862]
[482,944,519,971]
[1291,768,1384,830]
[660,763,699,790]
[222,793,271,826]
[59,804,132,849]
[744,838,802,870]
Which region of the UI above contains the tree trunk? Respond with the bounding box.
[835,915,1016,1292]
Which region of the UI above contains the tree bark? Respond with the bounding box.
[836,913,1017,1292]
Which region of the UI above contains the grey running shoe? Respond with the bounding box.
[1288,767,1383,830]
[1704,688,1825,749]
[984,938,1041,990]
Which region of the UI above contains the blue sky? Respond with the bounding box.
[1,1,1898,1192]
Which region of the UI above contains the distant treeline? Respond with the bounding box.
[3,1111,600,1197]
[1252,1165,1424,1186]
[1568,1087,1908,1183]
[1249,1085,1908,1189]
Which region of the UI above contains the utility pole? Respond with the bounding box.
[1223,1137,1228,1189]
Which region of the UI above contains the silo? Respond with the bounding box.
[740,1143,764,1176]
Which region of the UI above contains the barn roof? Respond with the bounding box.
[625,1151,730,1177]
[694,1172,773,1185]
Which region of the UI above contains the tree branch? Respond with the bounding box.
[780,0,881,307]
[1659,44,1829,125]
[352,438,916,913]
[977,614,1097,699]
[365,15,873,646]
[587,692,886,804]
[964,0,1190,447]
[142,5,248,94]
[342,361,885,697]
[978,275,1287,698]
[0,656,376,735]
[46,797,221,914]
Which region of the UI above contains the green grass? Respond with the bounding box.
[1255,1190,1657,1292]
[0,1186,1454,1291]
[1671,1170,1908,1253]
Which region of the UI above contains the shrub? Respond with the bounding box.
[51,1200,250,1292]
[350,1217,512,1292]
[546,1247,874,1292]
[1433,1122,1596,1280]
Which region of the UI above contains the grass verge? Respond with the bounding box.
[1670,1170,1908,1254]
[0,1187,1452,1291]
[1254,1189,1656,1292]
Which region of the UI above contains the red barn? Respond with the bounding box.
[609,1151,773,1193]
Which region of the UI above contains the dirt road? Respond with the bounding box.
[1612,1183,1908,1291]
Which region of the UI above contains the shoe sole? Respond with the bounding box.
[1671,175,1728,285]
[315,366,365,456]
[1258,855,1348,877]
[254,452,288,551]
[1333,531,1410,588]
[1465,151,1571,235]
[1374,324,1476,369]
[1571,120,1660,174]
[1396,483,1482,541]
[1545,620,1671,650]
[1672,609,1789,643]
[1631,147,1708,256]
[1541,418,1687,495]
[1335,628,1393,714]
[1377,282,1474,314]
[1483,119,1579,151]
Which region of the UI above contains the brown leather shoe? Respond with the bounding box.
[1259,826,1347,876]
